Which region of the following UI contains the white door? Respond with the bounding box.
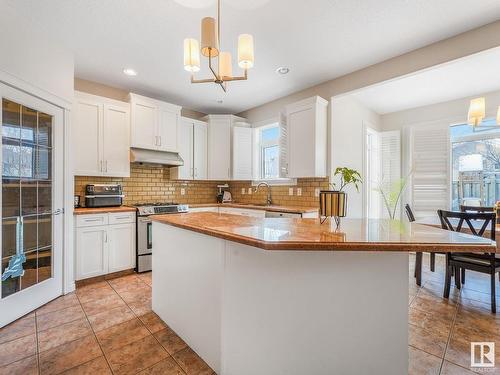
[288,107,314,178]
[177,119,194,180]
[75,226,108,280]
[131,100,157,150]
[0,84,64,327]
[208,117,231,180]
[158,107,178,152]
[193,121,207,180]
[108,223,135,273]
[232,127,253,180]
[73,98,102,176]
[103,104,130,177]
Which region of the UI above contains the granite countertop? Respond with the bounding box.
[189,203,319,214]
[151,212,498,252]
[74,206,137,215]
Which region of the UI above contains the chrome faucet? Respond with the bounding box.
[254,182,272,206]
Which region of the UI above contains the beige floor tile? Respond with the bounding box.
[0,334,36,367]
[96,318,150,353]
[138,357,184,375]
[173,348,213,375]
[0,354,38,375]
[36,293,80,315]
[440,361,477,375]
[63,356,112,375]
[38,318,92,353]
[39,335,102,375]
[36,305,86,332]
[139,312,168,333]
[408,346,441,375]
[87,305,135,332]
[0,314,35,345]
[408,323,448,358]
[77,286,118,304]
[106,335,169,375]
[81,294,127,316]
[155,330,187,355]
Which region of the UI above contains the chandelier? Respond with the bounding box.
[468,97,500,127]
[183,0,254,92]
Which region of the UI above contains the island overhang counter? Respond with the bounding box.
[151,212,496,375]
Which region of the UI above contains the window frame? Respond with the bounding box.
[252,119,296,186]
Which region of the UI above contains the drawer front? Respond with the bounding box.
[76,214,108,228]
[220,207,265,218]
[109,212,136,225]
[265,211,302,219]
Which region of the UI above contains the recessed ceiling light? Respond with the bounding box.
[123,68,138,76]
[276,67,290,75]
[216,99,224,104]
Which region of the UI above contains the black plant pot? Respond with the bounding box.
[319,190,347,226]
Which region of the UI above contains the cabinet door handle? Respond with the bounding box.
[84,218,103,223]
[100,160,103,172]
[105,160,108,172]
[159,136,162,146]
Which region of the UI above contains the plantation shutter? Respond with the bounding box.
[278,111,288,178]
[380,130,401,218]
[410,125,449,219]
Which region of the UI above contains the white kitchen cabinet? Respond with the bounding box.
[75,225,108,280]
[232,125,253,180]
[203,114,248,180]
[73,91,130,177]
[171,117,207,180]
[193,121,208,179]
[129,93,181,152]
[188,206,219,213]
[108,222,136,273]
[75,213,136,280]
[285,96,328,178]
[219,207,266,218]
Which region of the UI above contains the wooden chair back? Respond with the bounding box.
[437,210,496,241]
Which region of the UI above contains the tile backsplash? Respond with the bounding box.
[74,165,223,206]
[75,164,329,207]
[229,178,330,207]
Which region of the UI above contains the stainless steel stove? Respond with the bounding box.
[133,202,189,272]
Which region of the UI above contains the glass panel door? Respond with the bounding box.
[0,83,63,328]
[1,98,53,297]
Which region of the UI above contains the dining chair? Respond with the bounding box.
[405,204,423,286]
[405,204,441,286]
[460,205,495,213]
[438,209,499,313]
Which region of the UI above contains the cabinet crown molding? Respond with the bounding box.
[285,95,328,113]
[128,92,182,113]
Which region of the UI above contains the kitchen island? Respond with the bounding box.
[151,213,496,375]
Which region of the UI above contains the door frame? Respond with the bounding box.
[0,73,74,311]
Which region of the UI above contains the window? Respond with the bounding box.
[260,125,279,179]
[253,121,296,185]
[450,118,500,210]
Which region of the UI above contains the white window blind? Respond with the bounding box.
[278,111,288,178]
[380,130,401,218]
[410,125,449,219]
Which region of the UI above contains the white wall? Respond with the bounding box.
[381,88,500,131]
[0,0,74,104]
[331,96,381,218]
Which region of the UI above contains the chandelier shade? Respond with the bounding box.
[219,52,233,79]
[238,34,254,69]
[184,0,254,92]
[468,97,485,127]
[183,38,201,72]
[201,17,219,57]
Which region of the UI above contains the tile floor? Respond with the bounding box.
[0,272,214,375]
[1,254,500,374]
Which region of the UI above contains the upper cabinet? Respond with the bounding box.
[129,93,181,152]
[203,115,250,181]
[171,117,208,180]
[285,96,328,178]
[73,91,130,177]
[232,123,253,180]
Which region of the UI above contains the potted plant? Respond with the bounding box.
[320,167,362,226]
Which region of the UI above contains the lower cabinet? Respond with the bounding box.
[75,213,136,280]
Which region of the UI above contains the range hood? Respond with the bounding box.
[130,148,184,166]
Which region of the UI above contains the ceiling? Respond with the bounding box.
[7,0,500,114]
[352,47,500,114]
